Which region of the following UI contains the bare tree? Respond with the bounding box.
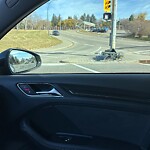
[121,13,150,38]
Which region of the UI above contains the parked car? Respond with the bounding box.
[90,28,97,32]
[97,27,109,33]
[91,28,108,33]
[52,30,60,36]
[97,28,106,33]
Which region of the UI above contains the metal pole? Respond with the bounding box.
[110,0,117,50]
[47,2,50,35]
[60,19,61,30]
[47,0,55,35]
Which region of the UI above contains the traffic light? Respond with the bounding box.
[104,0,111,12]
[103,13,112,20]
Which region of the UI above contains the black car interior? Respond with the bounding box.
[0,74,150,150]
[1,0,150,150]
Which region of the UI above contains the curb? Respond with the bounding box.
[139,60,150,64]
[76,30,109,37]
[53,39,74,51]
[35,38,75,53]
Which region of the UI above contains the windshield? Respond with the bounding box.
[1,0,150,73]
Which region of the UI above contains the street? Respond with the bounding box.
[31,30,150,73]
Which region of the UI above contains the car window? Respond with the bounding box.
[0,0,150,73]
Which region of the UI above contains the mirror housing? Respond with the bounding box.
[0,48,41,75]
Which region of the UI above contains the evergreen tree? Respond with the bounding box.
[80,13,86,21]
[51,14,58,27]
[129,15,134,21]
[68,16,72,19]
[90,14,96,24]
[86,14,90,22]
[73,15,78,20]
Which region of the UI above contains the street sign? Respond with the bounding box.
[104,0,111,12]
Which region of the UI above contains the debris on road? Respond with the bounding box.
[94,49,124,61]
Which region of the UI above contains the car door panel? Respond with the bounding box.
[1,74,150,150]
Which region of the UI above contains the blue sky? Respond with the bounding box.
[35,0,150,20]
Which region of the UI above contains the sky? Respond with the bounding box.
[35,0,150,20]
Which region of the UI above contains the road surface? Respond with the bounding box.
[30,30,150,73]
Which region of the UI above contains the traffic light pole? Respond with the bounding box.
[110,0,117,50]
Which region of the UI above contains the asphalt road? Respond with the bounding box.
[30,30,150,73]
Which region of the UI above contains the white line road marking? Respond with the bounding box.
[140,63,150,66]
[93,46,102,54]
[42,63,67,66]
[73,64,100,73]
[84,44,94,46]
[134,50,150,55]
[71,40,78,44]
[97,46,102,51]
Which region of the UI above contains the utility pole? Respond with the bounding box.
[47,0,55,35]
[110,0,117,50]
[60,18,62,30]
[47,1,51,35]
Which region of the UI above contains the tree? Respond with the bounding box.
[80,15,84,21]
[68,16,72,19]
[121,15,150,38]
[51,14,58,27]
[129,14,134,21]
[86,14,90,22]
[51,14,57,27]
[18,13,42,30]
[137,21,150,37]
[57,14,62,28]
[64,19,76,29]
[35,20,47,30]
[83,13,86,21]
[90,14,96,24]
[73,15,78,20]
[80,13,86,21]
[137,13,147,21]
[58,14,61,22]
[102,20,111,27]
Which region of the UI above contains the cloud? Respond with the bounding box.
[35,0,150,20]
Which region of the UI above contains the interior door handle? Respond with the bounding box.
[20,120,98,150]
[36,88,62,96]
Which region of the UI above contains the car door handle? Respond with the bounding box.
[20,120,99,150]
[18,83,63,97]
[36,88,62,96]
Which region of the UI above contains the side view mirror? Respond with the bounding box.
[0,48,41,75]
